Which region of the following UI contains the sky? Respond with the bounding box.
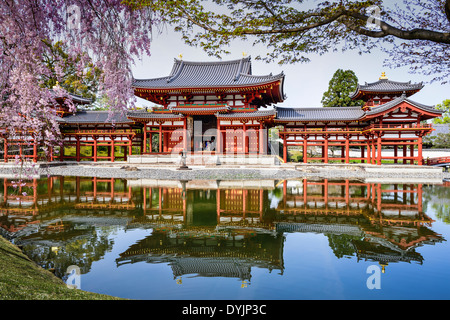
[131,12,449,110]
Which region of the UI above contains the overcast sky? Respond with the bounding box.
[131,15,449,110]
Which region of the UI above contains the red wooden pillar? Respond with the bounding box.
[111,137,115,162]
[243,122,248,154]
[93,137,98,162]
[403,144,407,164]
[184,118,189,152]
[361,146,365,164]
[376,134,382,165]
[159,123,163,153]
[283,133,287,163]
[345,135,350,164]
[324,137,329,163]
[418,135,423,165]
[4,138,7,163]
[394,145,398,164]
[33,137,38,163]
[303,137,308,163]
[371,140,376,164]
[410,141,414,164]
[128,137,133,156]
[143,124,147,154]
[76,137,81,162]
[259,123,264,155]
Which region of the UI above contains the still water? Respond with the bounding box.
[1,176,449,300]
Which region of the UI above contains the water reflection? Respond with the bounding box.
[0,177,446,285]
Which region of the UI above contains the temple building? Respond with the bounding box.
[0,57,444,165]
[129,56,284,155]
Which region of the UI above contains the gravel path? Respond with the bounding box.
[1,163,447,182]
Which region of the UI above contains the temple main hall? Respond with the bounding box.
[1,57,444,165]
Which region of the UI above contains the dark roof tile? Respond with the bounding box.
[275,107,365,122]
[133,57,284,89]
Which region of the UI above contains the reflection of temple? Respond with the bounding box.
[275,180,444,267]
[0,177,446,279]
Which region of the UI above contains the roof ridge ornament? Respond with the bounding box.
[379,72,388,80]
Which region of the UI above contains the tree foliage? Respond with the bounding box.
[433,99,450,124]
[321,69,364,108]
[41,41,102,102]
[134,0,450,83]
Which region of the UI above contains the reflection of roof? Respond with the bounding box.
[57,111,133,124]
[132,57,284,90]
[350,78,424,99]
[275,107,365,122]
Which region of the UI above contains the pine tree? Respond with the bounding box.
[321,69,364,108]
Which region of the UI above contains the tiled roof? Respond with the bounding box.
[132,57,284,89]
[275,107,365,122]
[365,95,442,116]
[126,111,185,120]
[350,79,424,99]
[58,111,133,124]
[217,109,276,120]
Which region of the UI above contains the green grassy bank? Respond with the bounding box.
[0,236,122,300]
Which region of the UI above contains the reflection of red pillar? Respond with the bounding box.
[345,180,349,205]
[216,189,220,222]
[377,184,382,212]
[259,189,263,220]
[324,179,328,207]
[303,179,307,205]
[417,184,423,212]
[143,188,146,214]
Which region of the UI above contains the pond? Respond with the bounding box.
[1,176,450,300]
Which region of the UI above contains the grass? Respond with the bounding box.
[0,236,123,300]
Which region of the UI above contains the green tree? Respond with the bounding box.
[321,69,364,108]
[433,99,450,124]
[41,40,103,102]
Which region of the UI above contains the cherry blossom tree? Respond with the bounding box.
[0,0,156,166]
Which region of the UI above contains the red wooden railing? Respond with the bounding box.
[427,157,450,166]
